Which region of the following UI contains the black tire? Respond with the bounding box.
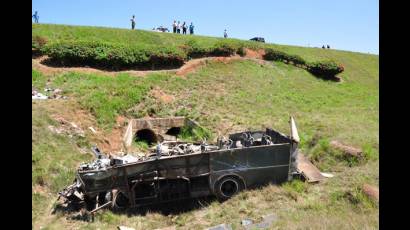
[214,176,245,201]
[112,190,129,210]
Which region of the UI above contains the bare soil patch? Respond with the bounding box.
[39,100,127,153]
[150,87,175,104]
[244,48,266,59]
[362,184,379,202]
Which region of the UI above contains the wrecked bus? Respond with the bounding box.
[59,117,301,212]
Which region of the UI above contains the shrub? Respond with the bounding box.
[211,41,237,56]
[263,48,288,61]
[185,40,238,58]
[236,46,246,57]
[307,60,344,78]
[32,35,48,50]
[32,35,48,56]
[287,54,306,66]
[42,40,186,70]
[185,40,212,58]
[179,125,212,141]
[263,48,306,66]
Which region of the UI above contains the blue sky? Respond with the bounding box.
[32,0,379,54]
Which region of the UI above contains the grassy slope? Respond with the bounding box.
[32,24,379,229]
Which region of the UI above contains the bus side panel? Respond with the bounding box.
[209,144,291,190]
[156,153,210,178]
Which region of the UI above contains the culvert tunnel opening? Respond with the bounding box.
[135,129,158,145]
[166,127,182,136]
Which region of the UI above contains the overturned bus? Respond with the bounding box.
[59,117,301,212]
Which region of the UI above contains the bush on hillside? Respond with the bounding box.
[185,40,239,58]
[32,35,48,56]
[211,40,238,56]
[307,60,344,78]
[32,35,48,49]
[42,41,185,70]
[236,46,246,57]
[263,48,306,66]
[185,40,212,58]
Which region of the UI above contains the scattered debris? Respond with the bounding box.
[154,141,219,156]
[48,88,67,99]
[154,227,176,230]
[32,90,48,100]
[117,226,136,230]
[320,172,334,178]
[330,140,362,157]
[48,117,85,137]
[362,184,379,202]
[241,219,253,226]
[297,153,325,183]
[206,223,232,230]
[78,147,140,171]
[88,126,97,134]
[150,87,175,104]
[243,214,277,229]
[32,87,67,100]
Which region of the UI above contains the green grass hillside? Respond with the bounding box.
[32,24,378,229]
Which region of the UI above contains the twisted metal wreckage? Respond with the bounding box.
[58,117,324,213]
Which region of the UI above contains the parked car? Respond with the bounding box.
[250,37,265,43]
[153,26,169,32]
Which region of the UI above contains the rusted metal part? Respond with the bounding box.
[362,184,379,202]
[60,117,312,212]
[330,140,362,157]
[296,153,325,183]
[91,201,112,213]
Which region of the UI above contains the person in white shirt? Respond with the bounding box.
[177,21,181,34]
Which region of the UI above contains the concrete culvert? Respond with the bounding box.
[135,129,158,145]
[165,127,181,136]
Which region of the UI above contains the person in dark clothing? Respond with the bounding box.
[322,45,325,49]
[32,11,39,23]
[182,22,187,34]
[130,15,136,30]
[327,45,330,49]
[189,22,194,35]
[224,29,228,38]
[172,20,177,33]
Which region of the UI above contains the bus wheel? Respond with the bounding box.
[215,176,244,201]
[112,190,129,210]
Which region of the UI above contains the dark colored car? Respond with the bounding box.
[250,37,265,43]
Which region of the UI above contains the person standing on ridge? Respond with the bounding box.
[182,22,187,34]
[130,15,136,30]
[177,21,181,33]
[189,22,194,35]
[172,20,177,33]
[224,29,228,38]
[32,11,39,23]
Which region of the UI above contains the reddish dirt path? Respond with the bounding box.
[32,49,269,77]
